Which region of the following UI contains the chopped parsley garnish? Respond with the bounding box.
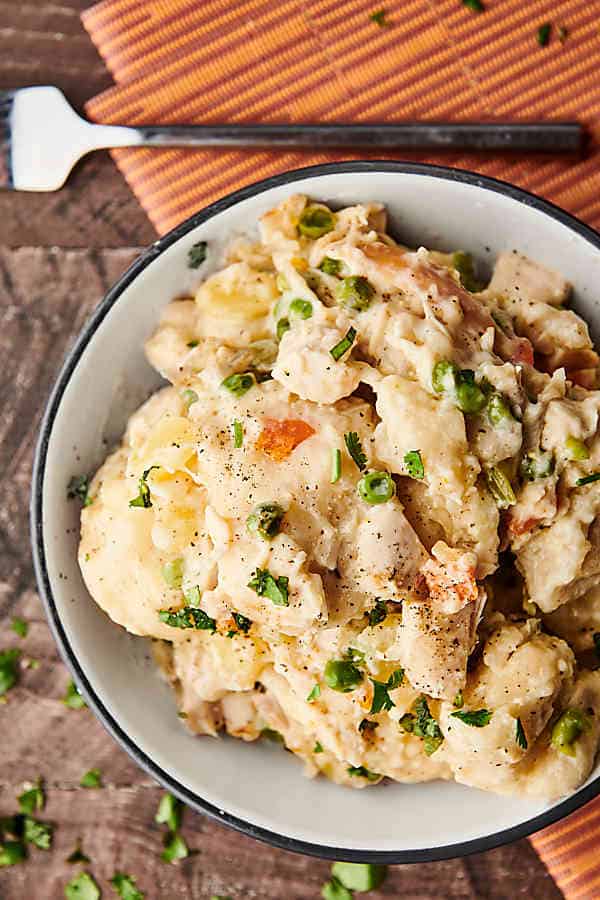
[110,872,145,900]
[181,388,198,409]
[537,22,551,46]
[161,831,189,864]
[0,648,20,697]
[246,502,285,541]
[401,695,444,755]
[158,607,216,631]
[486,465,517,509]
[67,843,90,864]
[359,719,379,735]
[161,558,183,589]
[261,728,285,743]
[462,0,484,10]
[24,816,52,850]
[324,659,363,693]
[129,466,160,509]
[593,632,600,661]
[346,765,380,781]
[63,679,86,709]
[247,567,289,606]
[186,340,199,348]
[403,449,424,480]
[453,691,464,709]
[11,617,27,639]
[331,448,342,483]
[314,741,324,753]
[232,420,244,448]
[452,251,483,291]
[451,708,492,727]
[65,872,101,900]
[520,451,554,481]
[331,862,388,892]
[370,669,404,714]
[370,8,388,26]
[155,794,182,832]
[577,472,600,487]
[344,432,367,471]
[551,708,592,756]
[516,717,528,749]
[67,474,93,506]
[18,779,44,815]
[319,256,342,276]
[187,241,207,269]
[221,372,256,397]
[80,768,102,789]
[307,683,321,702]
[231,612,252,634]
[368,600,387,626]
[329,327,357,362]
[345,647,366,665]
[183,585,202,608]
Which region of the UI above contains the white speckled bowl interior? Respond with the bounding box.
[32,162,600,862]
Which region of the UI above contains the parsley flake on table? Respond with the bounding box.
[24,816,52,850]
[187,241,208,269]
[161,831,189,864]
[331,861,388,891]
[451,708,493,727]
[0,648,20,696]
[129,466,160,508]
[11,617,28,639]
[66,842,91,864]
[322,879,353,900]
[155,793,183,833]
[247,567,289,606]
[80,768,102,789]
[65,871,101,900]
[110,871,145,900]
[537,22,552,46]
[63,679,86,709]
[344,431,367,471]
[462,0,484,10]
[403,449,424,480]
[370,669,404,714]
[370,8,388,27]
[516,717,528,749]
[0,840,26,866]
[18,779,44,815]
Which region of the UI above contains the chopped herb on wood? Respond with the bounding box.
[63,679,86,709]
[462,0,484,11]
[370,9,388,26]
[65,872,101,900]
[538,22,551,46]
[111,872,145,900]
[11,617,27,639]
[80,769,102,789]
[0,648,20,697]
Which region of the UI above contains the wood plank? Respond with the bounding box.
[0,244,564,897]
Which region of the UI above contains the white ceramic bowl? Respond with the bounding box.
[32,162,600,862]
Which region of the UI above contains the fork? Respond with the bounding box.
[1,86,584,192]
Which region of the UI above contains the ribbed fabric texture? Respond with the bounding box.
[82,2,600,895]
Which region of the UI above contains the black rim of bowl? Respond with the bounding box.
[31,160,600,864]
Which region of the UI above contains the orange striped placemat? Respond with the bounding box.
[82,1,600,895]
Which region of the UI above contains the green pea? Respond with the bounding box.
[487,392,514,426]
[276,318,290,341]
[357,471,395,505]
[298,205,336,239]
[551,708,592,756]
[221,372,255,396]
[432,359,459,394]
[336,276,374,311]
[456,380,487,414]
[289,298,313,320]
[331,862,388,892]
[324,659,363,693]
[565,436,590,461]
[246,503,285,541]
[162,558,184,589]
[319,256,342,276]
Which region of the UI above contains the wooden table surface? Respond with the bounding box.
[0,3,567,898]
